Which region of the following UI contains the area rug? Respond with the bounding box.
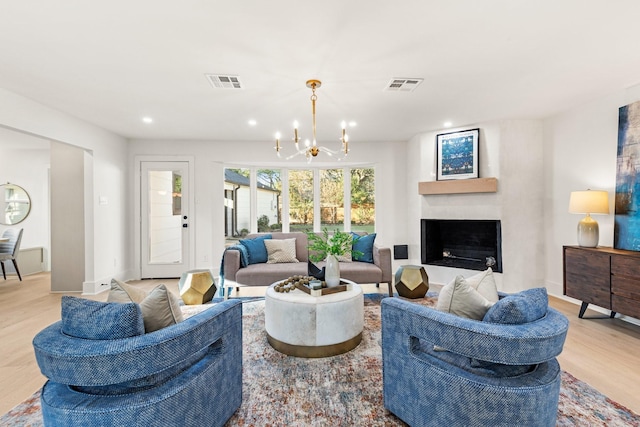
[2,295,639,427]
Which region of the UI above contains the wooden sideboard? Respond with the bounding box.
[563,245,640,319]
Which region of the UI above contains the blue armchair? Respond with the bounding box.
[33,299,243,427]
[382,294,569,427]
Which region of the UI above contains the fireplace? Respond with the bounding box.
[421,219,502,273]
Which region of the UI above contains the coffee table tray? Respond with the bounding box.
[295,280,352,297]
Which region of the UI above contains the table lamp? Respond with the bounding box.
[568,190,610,247]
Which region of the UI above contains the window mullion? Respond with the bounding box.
[313,168,321,232]
[281,168,290,233]
[343,167,351,232]
[249,168,258,233]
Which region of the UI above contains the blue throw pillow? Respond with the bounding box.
[351,232,376,263]
[482,288,548,324]
[472,288,549,376]
[239,234,272,265]
[61,296,145,340]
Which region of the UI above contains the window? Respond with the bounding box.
[224,166,374,239]
[256,169,282,232]
[288,169,314,231]
[350,168,375,233]
[224,168,251,242]
[320,169,344,231]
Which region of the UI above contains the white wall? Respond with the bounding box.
[543,83,640,297]
[406,120,545,292]
[128,139,409,278]
[0,88,130,293]
[0,139,50,266]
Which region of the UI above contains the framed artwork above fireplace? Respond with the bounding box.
[436,128,479,181]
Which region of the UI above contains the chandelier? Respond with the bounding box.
[274,79,350,161]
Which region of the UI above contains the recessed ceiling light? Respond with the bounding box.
[142,117,153,124]
[248,119,257,126]
[443,121,452,128]
[348,121,357,127]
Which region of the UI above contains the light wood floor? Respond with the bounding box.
[1,273,640,416]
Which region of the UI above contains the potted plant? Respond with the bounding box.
[307,229,362,287]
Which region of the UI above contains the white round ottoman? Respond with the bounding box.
[265,281,364,357]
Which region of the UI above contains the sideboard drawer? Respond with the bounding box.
[611,276,640,301]
[612,295,640,319]
[611,255,640,277]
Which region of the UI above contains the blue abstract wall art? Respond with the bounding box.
[614,100,640,250]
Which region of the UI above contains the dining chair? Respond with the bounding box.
[0,228,24,280]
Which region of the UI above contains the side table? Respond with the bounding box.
[395,265,429,298]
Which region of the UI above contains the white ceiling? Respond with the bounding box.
[1,1,640,145]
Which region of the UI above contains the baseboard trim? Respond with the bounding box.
[82,280,110,295]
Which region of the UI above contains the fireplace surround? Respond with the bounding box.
[421,219,502,273]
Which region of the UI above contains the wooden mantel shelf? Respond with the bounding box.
[418,177,498,195]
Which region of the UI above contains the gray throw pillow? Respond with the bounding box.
[436,275,494,320]
[107,278,147,304]
[139,284,185,333]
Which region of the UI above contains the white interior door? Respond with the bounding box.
[141,161,190,278]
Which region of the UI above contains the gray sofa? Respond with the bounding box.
[222,232,393,296]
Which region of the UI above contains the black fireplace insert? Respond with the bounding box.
[421,219,502,273]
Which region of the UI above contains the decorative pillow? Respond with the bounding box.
[139,284,185,333]
[483,288,548,324]
[61,296,144,340]
[351,232,376,263]
[107,278,147,303]
[239,234,272,265]
[436,275,495,320]
[265,238,299,263]
[471,288,549,376]
[464,268,499,304]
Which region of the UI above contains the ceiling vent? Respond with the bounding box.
[384,78,424,92]
[206,74,243,89]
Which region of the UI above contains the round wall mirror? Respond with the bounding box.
[1,183,31,225]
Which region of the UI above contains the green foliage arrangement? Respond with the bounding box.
[257,215,270,232]
[307,228,362,262]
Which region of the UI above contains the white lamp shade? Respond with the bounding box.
[568,190,610,215]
